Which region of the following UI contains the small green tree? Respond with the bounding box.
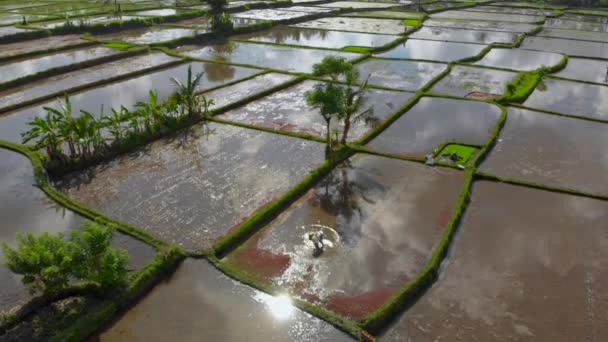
[208,0,233,33]
[171,65,214,119]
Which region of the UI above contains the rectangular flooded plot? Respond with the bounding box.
[545,18,608,32]
[375,39,486,62]
[99,259,352,341]
[203,73,296,110]
[179,41,361,73]
[464,5,556,16]
[236,26,400,50]
[481,108,608,194]
[319,1,399,9]
[225,155,465,320]
[234,9,311,20]
[424,19,538,33]
[35,15,143,29]
[0,14,49,25]
[524,78,608,120]
[293,17,409,35]
[432,65,516,98]
[174,16,264,29]
[431,10,543,23]
[343,10,426,19]
[220,80,413,141]
[561,13,608,23]
[0,26,30,38]
[0,52,179,113]
[56,123,326,251]
[0,148,155,312]
[367,97,501,157]
[382,181,608,341]
[410,27,519,45]
[0,46,123,85]
[356,58,446,91]
[520,36,608,59]
[555,57,608,83]
[95,27,200,44]
[537,28,608,43]
[474,47,564,71]
[133,8,195,16]
[0,35,86,60]
[280,5,336,13]
[0,61,261,142]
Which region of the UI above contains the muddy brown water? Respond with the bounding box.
[432,65,516,97]
[480,107,608,195]
[0,148,155,313]
[356,58,447,91]
[410,27,519,45]
[474,47,564,71]
[179,41,361,73]
[524,78,608,120]
[55,122,326,252]
[226,155,464,320]
[0,35,86,61]
[375,39,487,62]
[97,259,352,341]
[0,52,179,113]
[293,17,409,35]
[0,46,123,85]
[236,26,400,50]
[367,97,502,157]
[0,60,260,142]
[220,79,414,141]
[382,181,608,342]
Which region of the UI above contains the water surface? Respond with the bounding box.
[537,28,608,43]
[375,39,486,62]
[96,27,200,44]
[226,155,464,319]
[431,10,543,23]
[432,65,516,97]
[424,19,537,33]
[234,8,311,20]
[410,27,519,45]
[320,1,399,9]
[383,181,608,341]
[0,35,86,60]
[520,36,608,59]
[474,47,563,71]
[203,73,295,110]
[481,107,608,194]
[367,97,501,156]
[293,17,408,35]
[356,58,446,91]
[545,18,608,32]
[555,57,608,83]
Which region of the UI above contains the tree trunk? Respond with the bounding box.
[341,114,351,145]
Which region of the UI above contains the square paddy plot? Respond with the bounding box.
[520,36,608,59]
[524,77,608,120]
[410,27,520,45]
[0,60,261,141]
[480,107,608,195]
[424,19,538,33]
[430,10,544,23]
[235,26,400,50]
[367,97,502,157]
[56,122,326,252]
[219,80,414,141]
[225,154,465,320]
[555,57,608,84]
[178,41,361,73]
[375,39,487,62]
[293,17,410,35]
[382,181,608,342]
[473,47,564,71]
[431,65,517,99]
[99,259,352,342]
[95,27,200,44]
[203,73,296,110]
[355,58,447,91]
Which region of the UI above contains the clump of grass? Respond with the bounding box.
[498,70,542,103]
[341,46,373,53]
[402,19,421,26]
[104,41,138,50]
[436,144,477,164]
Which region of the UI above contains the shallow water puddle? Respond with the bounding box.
[226,154,464,320]
[432,65,516,98]
[236,26,400,50]
[412,26,519,45]
[481,107,608,194]
[367,97,501,157]
[356,58,446,91]
[293,17,409,35]
[55,122,326,251]
[179,41,361,73]
[0,60,261,142]
[99,259,352,341]
[0,148,155,313]
[220,79,413,141]
[375,39,486,62]
[382,181,608,341]
[0,46,123,85]
[524,77,608,120]
[473,47,564,71]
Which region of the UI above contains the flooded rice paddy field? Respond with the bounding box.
[1,1,608,340]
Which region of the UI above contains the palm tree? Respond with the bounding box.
[102,106,128,143]
[21,115,63,163]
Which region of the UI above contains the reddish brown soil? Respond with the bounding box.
[325,287,397,320]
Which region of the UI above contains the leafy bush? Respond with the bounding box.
[1,222,129,296]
